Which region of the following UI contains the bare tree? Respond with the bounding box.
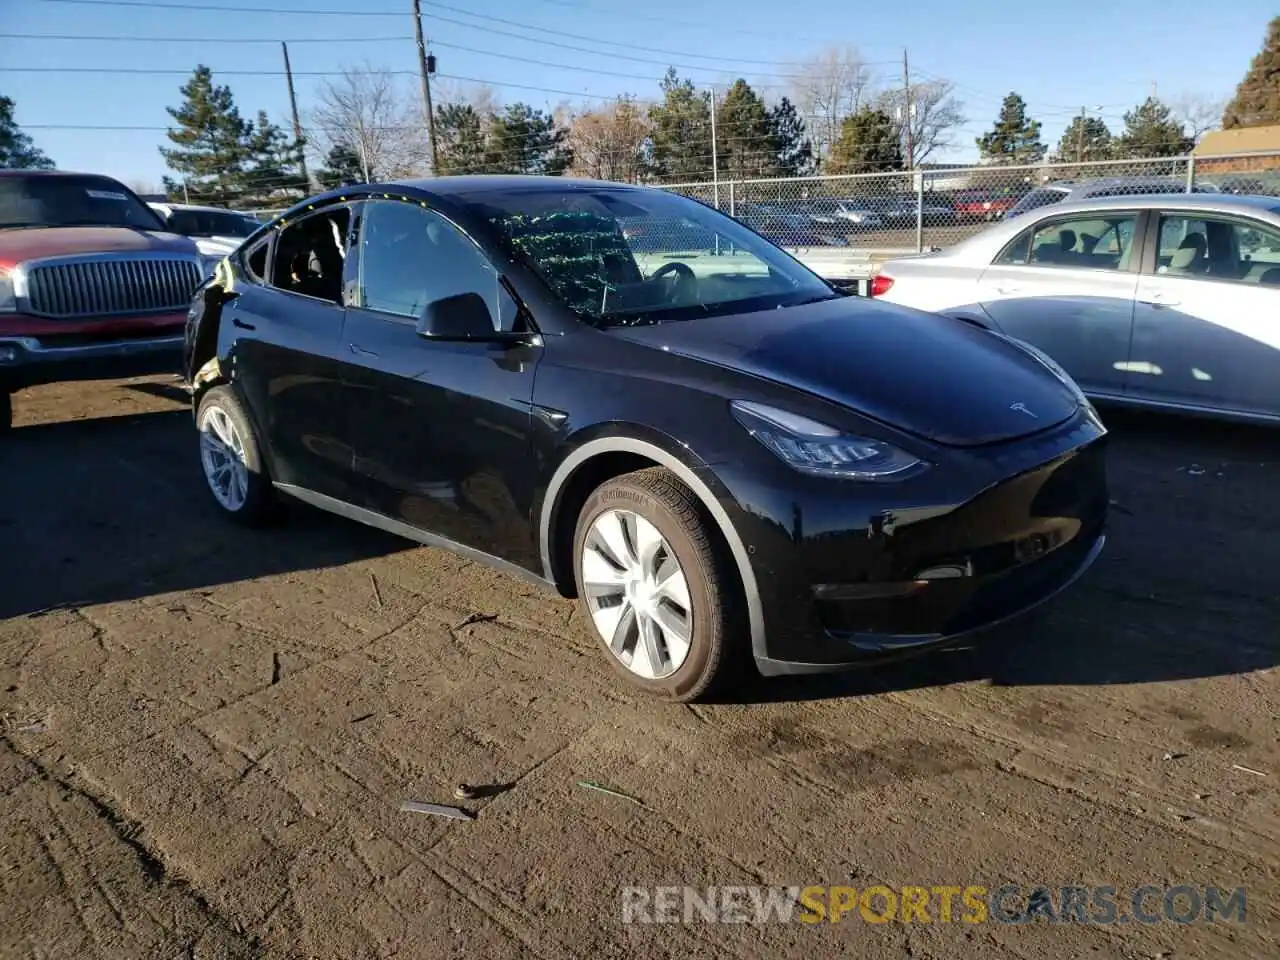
[566,95,653,182]
[873,79,966,166]
[1172,94,1228,143]
[308,64,425,181]
[788,46,874,161]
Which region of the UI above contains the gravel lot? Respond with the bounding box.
[1,375,1277,959]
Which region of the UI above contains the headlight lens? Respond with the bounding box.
[730,400,927,481]
[0,269,15,312]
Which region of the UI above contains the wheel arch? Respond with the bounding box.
[538,435,766,663]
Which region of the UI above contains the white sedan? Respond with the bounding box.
[872,193,1280,424]
[148,202,261,260]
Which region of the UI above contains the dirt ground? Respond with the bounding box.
[1,375,1276,960]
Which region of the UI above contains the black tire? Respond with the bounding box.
[572,466,743,702]
[195,385,277,526]
[0,391,10,433]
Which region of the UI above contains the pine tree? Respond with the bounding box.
[976,93,1046,165]
[716,79,779,179]
[160,66,254,205]
[315,143,365,188]
[769,97,813,176]
[826,106,903,174]
[240,110,307,206]
[482,103,572,176]
[1223,15,1280,128]
[648,69,713,181]
[1116,97,1193,158]
[434,103,489,175]
[0,94,54,169]
[1055,115,1114,163]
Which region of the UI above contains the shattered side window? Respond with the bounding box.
[496,210,643,316]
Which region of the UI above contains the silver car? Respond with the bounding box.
[873,193,1280,425]
[1003,176,1221,221]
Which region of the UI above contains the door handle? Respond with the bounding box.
[349,342,378,358]
[230,315,255,330]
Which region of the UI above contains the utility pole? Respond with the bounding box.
[281,42,309,188]
[412,0,439,174]
[1076,106,1086,163]
[709,87,720,208]
[902,48,914,170]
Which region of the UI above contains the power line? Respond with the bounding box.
[0,33,845,82]
[34,0,895,69]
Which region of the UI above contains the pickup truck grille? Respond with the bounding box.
[24,255,203,319]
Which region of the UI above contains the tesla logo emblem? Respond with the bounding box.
[1010,402,1038,419]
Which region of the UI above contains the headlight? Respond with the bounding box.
[730,400,927,481]
[0,269,15,312]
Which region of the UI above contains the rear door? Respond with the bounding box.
[226,203,359,500]
[1128,210,1280,418]
[975,209,1143,396]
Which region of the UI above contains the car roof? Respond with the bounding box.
[387,174,646,196]
[1041,192,1280,216]
[0,169,127,181]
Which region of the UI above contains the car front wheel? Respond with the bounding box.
[196,385,276,525]
[572,467,741,702]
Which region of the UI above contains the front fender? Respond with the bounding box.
[535,430,767,665]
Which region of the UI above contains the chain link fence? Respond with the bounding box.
[660,151,1280,253]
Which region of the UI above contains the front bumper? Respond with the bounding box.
[0,333,185,389]
[706,407,1109,675]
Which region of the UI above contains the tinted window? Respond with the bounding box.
[1156,214,1280,285]
[167,209,259,239]
[0,174,165,230]
[269,207,351,304]
[997,213,1137,271]
[357,200,520,331]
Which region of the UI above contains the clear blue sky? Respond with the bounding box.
[3,0,1274,187]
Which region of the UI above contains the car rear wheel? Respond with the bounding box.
[196,385,275,525]
[572,467,741,702]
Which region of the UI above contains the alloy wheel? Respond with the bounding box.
[199,404,249,512]
[580,508,694,680]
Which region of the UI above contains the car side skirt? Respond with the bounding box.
[273,483,558,593]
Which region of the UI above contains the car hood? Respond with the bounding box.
[609,297,1080,447]
[0,226,199,268]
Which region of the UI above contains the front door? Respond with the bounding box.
[1128,210,1280,418]
[228,206,358,500]
[976,210,1142,397]
[340,198,543,568]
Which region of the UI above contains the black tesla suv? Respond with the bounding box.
[183,175,1108,702]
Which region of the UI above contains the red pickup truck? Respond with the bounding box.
[0,170,211,431]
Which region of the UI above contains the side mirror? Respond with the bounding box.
[416,292,499,341]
